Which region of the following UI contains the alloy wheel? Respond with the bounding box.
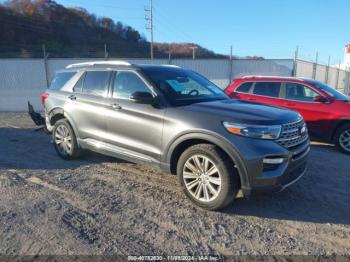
[54,124,72,155]
[183,154,222,202]
[339,129,350,152]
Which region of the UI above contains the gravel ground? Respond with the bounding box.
[0,112,349,257]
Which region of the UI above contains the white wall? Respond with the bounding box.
[0,59,47,111]
[0,58,295,111]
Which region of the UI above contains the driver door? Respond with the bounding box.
[281,82,334,138]
[104,70,165,163]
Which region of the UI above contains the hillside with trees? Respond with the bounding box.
[0,0,226,58]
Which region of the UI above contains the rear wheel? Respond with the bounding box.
[177,144,239,210]
[53,119,82,159]
[334,124,350,154]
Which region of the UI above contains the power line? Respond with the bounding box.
[153,16,188,43]
[152,5,193,43]
[0,18,54,34]
[60,0,141,11]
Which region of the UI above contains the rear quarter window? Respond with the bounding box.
[49,72,76,90]
[236,82,253,93]
[82,71,110,97]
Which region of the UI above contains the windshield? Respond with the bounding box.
[305,79,349,101]
[141,67,228,105]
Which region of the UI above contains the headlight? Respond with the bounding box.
[223,122,281,140]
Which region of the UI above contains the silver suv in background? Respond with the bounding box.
[42,61,310,210]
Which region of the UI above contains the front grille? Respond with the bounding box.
[276,119,308,148]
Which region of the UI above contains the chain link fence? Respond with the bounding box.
[295,59,350,95]
[0,57,349,111]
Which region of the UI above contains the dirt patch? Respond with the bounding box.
[0,112,349,256]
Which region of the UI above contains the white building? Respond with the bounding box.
[343,44,350,69]
[332,44,350,70]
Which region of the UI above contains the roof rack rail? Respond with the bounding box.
[241,75,297,79]
[161,64,180,68]
[66,60,131,69]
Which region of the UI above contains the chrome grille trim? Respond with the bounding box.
[276,119,308,148]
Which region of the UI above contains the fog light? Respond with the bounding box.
[263,158,284,164]
[263,157,285,172]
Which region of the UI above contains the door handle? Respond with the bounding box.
[247,98,256,101]
[286,103,295,106]
[109,103,122,110]
[68,94,76,101]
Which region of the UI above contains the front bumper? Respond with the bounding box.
[239,139,310,197]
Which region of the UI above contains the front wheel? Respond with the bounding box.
[334,124,350,154]
[177,144,239,210]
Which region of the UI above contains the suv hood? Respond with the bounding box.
[186,99,300,125]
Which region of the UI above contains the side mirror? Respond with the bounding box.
[130,91,154,104]
[314,95,328,103]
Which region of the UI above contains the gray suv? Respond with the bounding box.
[43,61,310,210]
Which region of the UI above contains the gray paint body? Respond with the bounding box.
[45,64,310,196]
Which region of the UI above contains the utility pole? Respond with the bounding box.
[167,44,171,64]
[293,46,299,77]
[42,44,49,88]
[336,60,341,90]
[229,45,233,83]
[104,43,108,60]
[145,0,154,59]
[312,51,318,80]
[191,46,198,60]
[325,56,331,83]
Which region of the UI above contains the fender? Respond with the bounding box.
[330,118,350,140]
[163,131,250,189]
[48,107,64,121]
[48,107,81,141]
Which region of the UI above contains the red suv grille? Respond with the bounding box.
[277,119,308,148]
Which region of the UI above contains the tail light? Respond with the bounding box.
[41,92,49,106]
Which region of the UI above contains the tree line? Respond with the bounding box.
[0,0,226,58]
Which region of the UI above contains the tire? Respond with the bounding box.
[334,123,350,154]
[177,144,239,210]
[52,119,82,160]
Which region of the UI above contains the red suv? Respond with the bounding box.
[225,76,350,154]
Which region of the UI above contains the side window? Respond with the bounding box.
[285,83,319,102]
[82,71,110,96]
[236,82,253,93]
[113,71,151,99]
[49,72,76,90]
[73,73,84,93]
[253,82,281,98]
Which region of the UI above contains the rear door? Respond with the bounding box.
[65,70,111,142]
[249,81,284,106]
[281,82,334,138]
